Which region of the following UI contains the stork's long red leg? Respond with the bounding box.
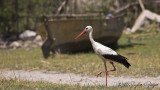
[104,62,108,86]
[97,62,116,77]
[107,62,116,72]
[96,62,116,86]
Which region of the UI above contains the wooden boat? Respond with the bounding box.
[37,15,124,58]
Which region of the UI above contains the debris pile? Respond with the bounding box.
[0,30,43,49]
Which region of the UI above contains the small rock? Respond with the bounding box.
[124,28,132,34]
[34,35,42,42]
[19,30,37,40]
[0,44,7,49]
[22,40,32,48]
[9,41,21,49]
[33,35,43,46]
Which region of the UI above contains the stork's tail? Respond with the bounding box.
[102,54,131,68]
[117,54,131,68]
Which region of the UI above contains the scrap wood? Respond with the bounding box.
[114,1,139,14]
[131,10,160,32]
[128,38,147,45]
[138,0,145,11]
[56,0,68,15]
[130,33,155,38]
[130,0,160,32]
[127,34,151,45]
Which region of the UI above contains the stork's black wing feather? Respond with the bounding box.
[102,54,131,68]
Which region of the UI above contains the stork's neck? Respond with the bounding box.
[89,30,95,44]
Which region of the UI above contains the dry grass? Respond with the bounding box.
[0,33,160,77]
[0,24,160,77]
[0,24,160,89]
[0,78,159,90]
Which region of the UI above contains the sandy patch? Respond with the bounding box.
[0,70,159,87]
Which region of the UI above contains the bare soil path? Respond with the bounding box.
[0,70,159,87]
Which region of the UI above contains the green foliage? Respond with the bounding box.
[0,0,16,33]
[0,23,160,89]
[141,21,160,33]
[0,78,159,89]
[0,0,62,33]
[0,24,160,77]
[0,0,159,34]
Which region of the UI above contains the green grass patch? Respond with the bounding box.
[0,25,160,77]
[0,78,159,90]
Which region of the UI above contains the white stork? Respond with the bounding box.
[75,26,131,86]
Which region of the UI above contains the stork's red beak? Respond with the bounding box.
[75,30,86,39]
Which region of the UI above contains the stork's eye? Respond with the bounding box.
[86,28,88,29]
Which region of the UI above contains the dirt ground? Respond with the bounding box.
[0,70,159,87]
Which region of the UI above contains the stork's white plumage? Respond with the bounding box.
[75,26,131,86]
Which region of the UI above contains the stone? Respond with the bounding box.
[9,41,21,49]
[19,30,37,40]
[33,35,43,46]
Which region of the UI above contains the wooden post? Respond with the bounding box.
[138,0,145,11]
[15,0,19,32]
[41,16,54,58]
[74,0,77,14]
[56,0,67,15]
